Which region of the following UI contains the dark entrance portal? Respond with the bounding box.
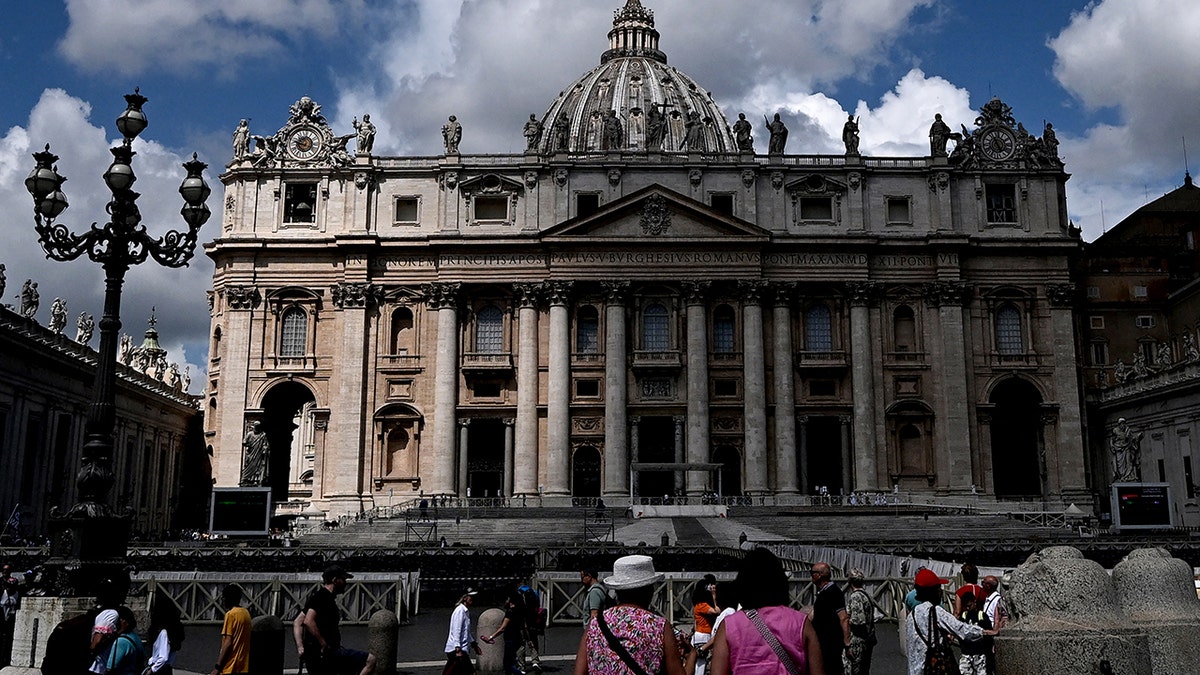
[636,417,675,498]
[805,417,843,494]
[572,446,602,497]
[712,446,742,496]
[991,379,1043,497]
[467,419,505,497]
[261,382,316,505]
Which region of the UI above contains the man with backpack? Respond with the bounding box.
[956,591,993,675]
[516,584,543,672]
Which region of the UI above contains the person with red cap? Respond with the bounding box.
[905,569,994,675]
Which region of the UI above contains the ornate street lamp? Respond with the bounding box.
[25,89,211,596]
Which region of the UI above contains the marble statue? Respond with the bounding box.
[232,119,250,160]
[76,311,94,344]
[1156,341,1173,368]
[49,297,67,334]
[19,280,38,319]
[1184,332,1199,361]
[1113,358,1129,383]
[1132,351,1150,378]
[842,114,860,154]
[0,264,6,302]
[929,113,952,156]
[645,103,666,151]
[182,366,191,393]
[733,113,753,152]
[1042,122,1059,159]
[240,421,270,487]
[119,333,134,365]
[353,114,376,154]
[442,115,462,155]
[168,363,182,391]
[523,114,543,152]
[1110,417,1143,482]
[682,111,706,152]
[602,110,624,151]
[765,113,788,154]
[552,111,571,152]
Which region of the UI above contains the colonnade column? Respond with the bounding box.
[602,281,630,498]
[513,283,542,497]
[427,282,462,495]
[771,283,799,493]
[503,418,515,497]
[1047,283,1087,498]
[847,282,880,490]
[457,419,470,497]
[546,282,574,496]
[682,281,711,495]
[740,281,769,493]
[673,415,685,493]
[926,281,973,489]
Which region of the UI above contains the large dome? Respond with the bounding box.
[537,0,738,155]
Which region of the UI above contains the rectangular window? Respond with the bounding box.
[575,379,600,398]
[475,196,509,221]
[1135,315,1156,329]
[1090,342,1109,366]
[1090,316,1105,329]
[710,194,734,216]
[472,381,502,398]
[394,197,419,224]
[577,193,600,218]
[1184,456,1196,499]
[985,184,1017,223]
[1140,341,1155,363]
[799,197,834,221]
[809,380,836,397]
[284,183,318,223]
[1133,285,1148,298]
[713,379,738,397]
[886,197,911,224]
[1087,286,1101,299]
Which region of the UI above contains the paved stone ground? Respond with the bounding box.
[172,606,908,675]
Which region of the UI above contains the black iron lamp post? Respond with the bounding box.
[24,90,211,596]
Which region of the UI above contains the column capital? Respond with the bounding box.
[457,418,472,429]
[680,281,711,305]
[513,282,544,309]
[797,415,809,426]
[423,282,462,311]
[502,417,516,427]
[737,279,770,304]
[630,415,642,425]
[673,415,686,426]
[331,282,383,309]
[922,281,973,308]
[769,281,798,305]
[225,285,261,310]
[546,280,575,306]
[844,281,882,307]
[1046,283,1077,308]
[838,414,852,425]
[601,280,630,304]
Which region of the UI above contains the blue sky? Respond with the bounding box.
[2,0,1198,389]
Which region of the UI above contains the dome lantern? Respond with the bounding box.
[603,0,665,64]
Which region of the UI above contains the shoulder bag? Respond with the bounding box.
[743,609,803,675]
[915,603,960,675]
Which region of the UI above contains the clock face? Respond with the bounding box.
[288,127,323,161]
[980,128,1016,161]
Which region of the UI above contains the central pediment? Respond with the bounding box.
[541,185,771,243]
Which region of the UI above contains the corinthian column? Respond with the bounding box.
[682,281,711,495]
[847,281,880,490]
[425,282,461,495]
[514,283,542,496]
[546,282,573,496]
[602,281,630,497]
[740,280,769,493]
[771,283,799,493]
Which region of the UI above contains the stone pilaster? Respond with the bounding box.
[740,280,769,493]
[630,415,641,496]
[425,282,461,495]
[673,415,685,493]
[1047,283,1087,498]
[215,284,259,487]
[602,281,630,497]
[326,282,383,510]
[514,282,542,496]
[924,281,974,490]
[682,280,711,494]
[457,418,470,496]
[771,283,799,493]
[545,282,573,496]
[847,281,881,489]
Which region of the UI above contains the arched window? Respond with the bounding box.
[713,305,736,353]
[576,306,599,353]
[211,326,222,360]
[280,307,307,357]
[805,304,833,352]
[996,304,1023,354]
[475,305,504,353]
[642,303,670,351]
[391,307,414,354]
[893,305,916,352]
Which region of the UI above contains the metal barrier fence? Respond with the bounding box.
[129,571,420,625]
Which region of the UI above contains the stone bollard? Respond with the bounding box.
[476,607,505,675]
[995,546,1151,675]
[369,610,400,675]
[250,614,284,675]
[1112,547,1200,674]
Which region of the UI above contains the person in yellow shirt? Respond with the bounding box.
[211,584,250,675]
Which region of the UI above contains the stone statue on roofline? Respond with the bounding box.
[353,114,376,155]
[49,297,67,334]
[764,113,788,154]
[232,119,251,161]
[523,114,543,152]
[732,113,753,152]
[929,113,952,156]
[442,115,462,155]
[76,311,94,345]
[842,114,860,154]
[19,280,39,319]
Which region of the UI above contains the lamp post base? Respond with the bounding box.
[42,510,131,599]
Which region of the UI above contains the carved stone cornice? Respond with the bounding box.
[680,281,711,305]
[601,280,630,304]
[423,282,462,311]
[225,285,261,310]
[922,281,973,308]
[737,279,770,304]
[546,281,574,306]
[513,282,545,309]
[1046,283,1077,308]
[331,282,382,309]
[844,281,882,308]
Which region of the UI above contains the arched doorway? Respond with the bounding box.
[990,378,1043,497]
[572,446,602,497]
[260,381,317,505]
[712,445,742,496]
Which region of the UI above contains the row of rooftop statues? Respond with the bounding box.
[228,94,1062,168]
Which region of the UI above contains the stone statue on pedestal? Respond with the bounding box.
[929,114,952,156]
[19,280,38,319]
[76,312,94,344]
[232,119,251,161]
[241,421,271,487]
[353,114,376,154]
[765,113,788,154]
[1110,418,1143,482]
[442,116,462,155]
[733,113,753,152]
[49,297,67,334]
[842,114,860,154]
[523,114,543,152]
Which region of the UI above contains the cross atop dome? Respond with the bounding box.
[603,0,665,64]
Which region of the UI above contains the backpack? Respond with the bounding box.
[41,608,101,675]
[518,587,546,635]
[917,604,960,675]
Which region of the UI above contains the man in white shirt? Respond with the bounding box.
[444,589,481,675]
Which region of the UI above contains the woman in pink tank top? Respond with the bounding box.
[709,548,826,675]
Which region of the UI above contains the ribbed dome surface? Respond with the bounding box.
[537,1,737,155]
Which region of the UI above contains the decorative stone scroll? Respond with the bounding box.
[1045,283,1076,308]
[331,282,382,309]
[640,194,672,235]
[225,285,261,310]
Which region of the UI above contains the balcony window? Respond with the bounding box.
[576,306,599,353]
[713,305,736,353]
[280,307,307,357]
[642,304,669,351]
[475,306,504,353]
[995,304,1023,354]
[805,305,833,352]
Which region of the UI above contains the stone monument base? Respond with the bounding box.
[4,595,149,674]
[632,505,727,518]
[996,628,1151,674]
